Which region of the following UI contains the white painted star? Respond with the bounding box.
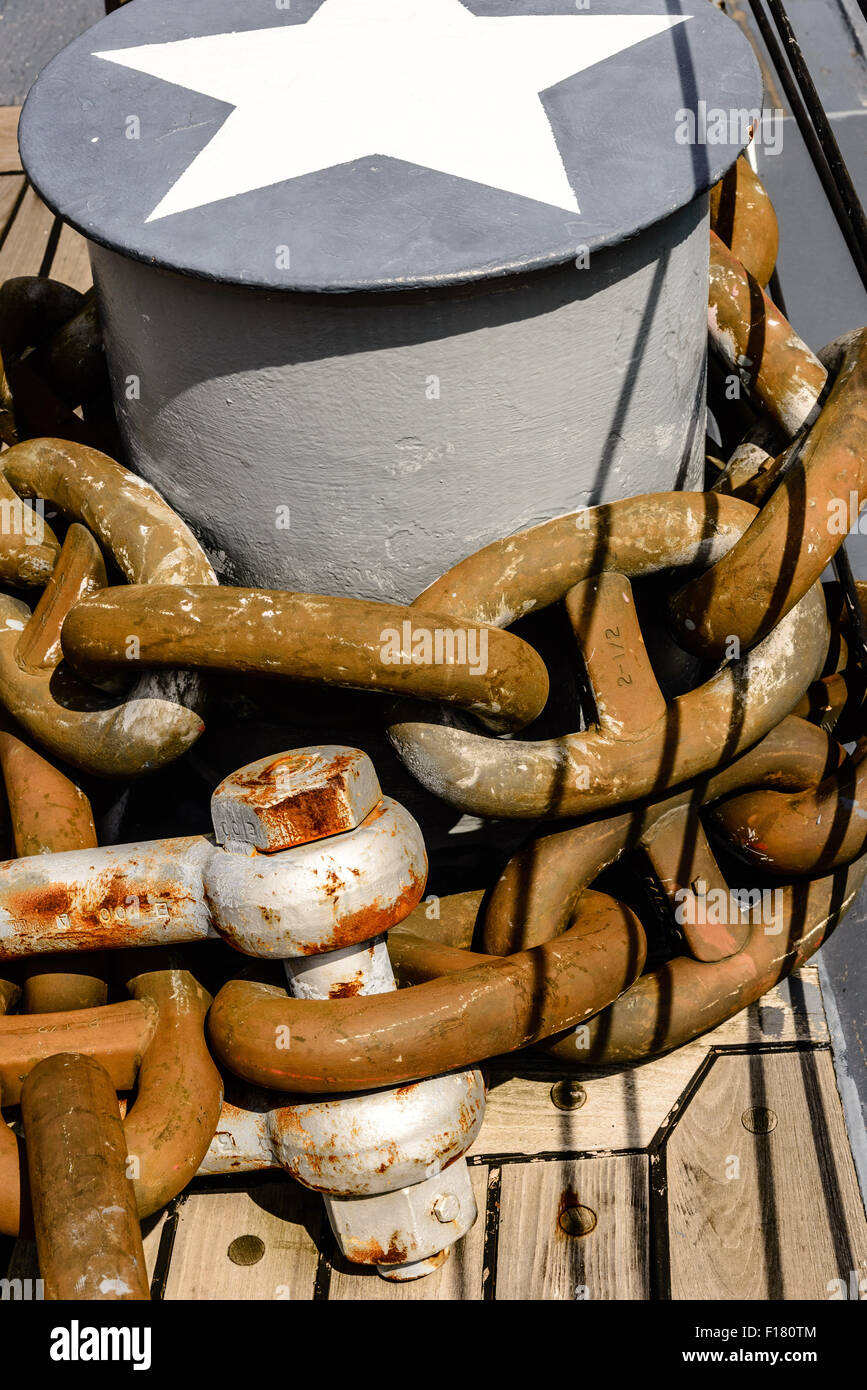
[95,0,689,222]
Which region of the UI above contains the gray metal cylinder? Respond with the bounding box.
[20,0,761,605]
[90,192,708,603]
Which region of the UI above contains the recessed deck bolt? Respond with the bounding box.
[433,1193,461,1223]
[228,1234,265,1266]
[559,1204,597,1238]
[550,1079,587,1111]
[741,1106,778,1134]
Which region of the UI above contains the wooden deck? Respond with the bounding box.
[2,104,867,1300]
[5,965,866,1300]
[0,108,92,291]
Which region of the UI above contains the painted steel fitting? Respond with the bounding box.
[0,745,427,960]
[209,745,484,1280]
[200,1074,484,1279]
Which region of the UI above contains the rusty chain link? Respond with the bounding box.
[0,733,223,1259]
[0,438,217,774]
[386,498,829,817]
[388,718,867,1068]
[0,276,116,455]
[58,494,831,817]
[1,958,223,1240]
[0,147,866,1285]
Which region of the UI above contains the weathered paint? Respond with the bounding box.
[123,967,224,1220]
[709,154,779,288]
[0,438,216,775]
[387,495,830,818]
[546,855,867,1065]
[0,967,223,1237]
[60,585,549,734]
[283,935,395,1000]
[673,326,867,658]
[325,1164,477,1269]
[710,737,867,875]
[239,749,483,1276]
[200,1070,485,1197]
[88,197,709,604]
[0,999,157,1107]
[479,713,849,955]
[0,793,427,960]
[211,746,382,853]
[0,722,108,1016]
[21,1052,151,1301]
[204,796,428,958]
[208,890,646,1092]
[0,836,216,958]
[707,230,828,435]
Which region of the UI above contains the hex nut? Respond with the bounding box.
[326,1162,476,1266]
[432,1193,461,1223]
[211,745,381,852]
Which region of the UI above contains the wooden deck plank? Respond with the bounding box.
[495,1156,649,1301]
[49,222,93,293]
[141,1210,170,1286]
[327,1164,488,1301]
[0,110,22,175]
[666,1049,867,1300]
[3,1238,39,1284]
[0,175,25,245]
[473,968,826,1157]
[162,1178,324,1301]
[0,184,56,280]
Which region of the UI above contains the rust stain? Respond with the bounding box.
[373,1140,401,1175]
[1,864,193,954]
[271,1107,308,1142]
[322,867,345,899]
[222,751,362,846]
[558,1186,580,1219]
[328,979,363,998]
[322,872,426,952]
[344,1232,408,1266]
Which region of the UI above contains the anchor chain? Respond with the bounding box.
[0,151,865,1291]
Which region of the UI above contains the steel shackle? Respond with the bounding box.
[200,1072,486,1277]
[0,747,427,960]
[207,744,483,1281]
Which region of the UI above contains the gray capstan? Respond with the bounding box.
[19,0,760,292]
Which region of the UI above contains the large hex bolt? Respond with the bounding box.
[208,746,484,1281]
